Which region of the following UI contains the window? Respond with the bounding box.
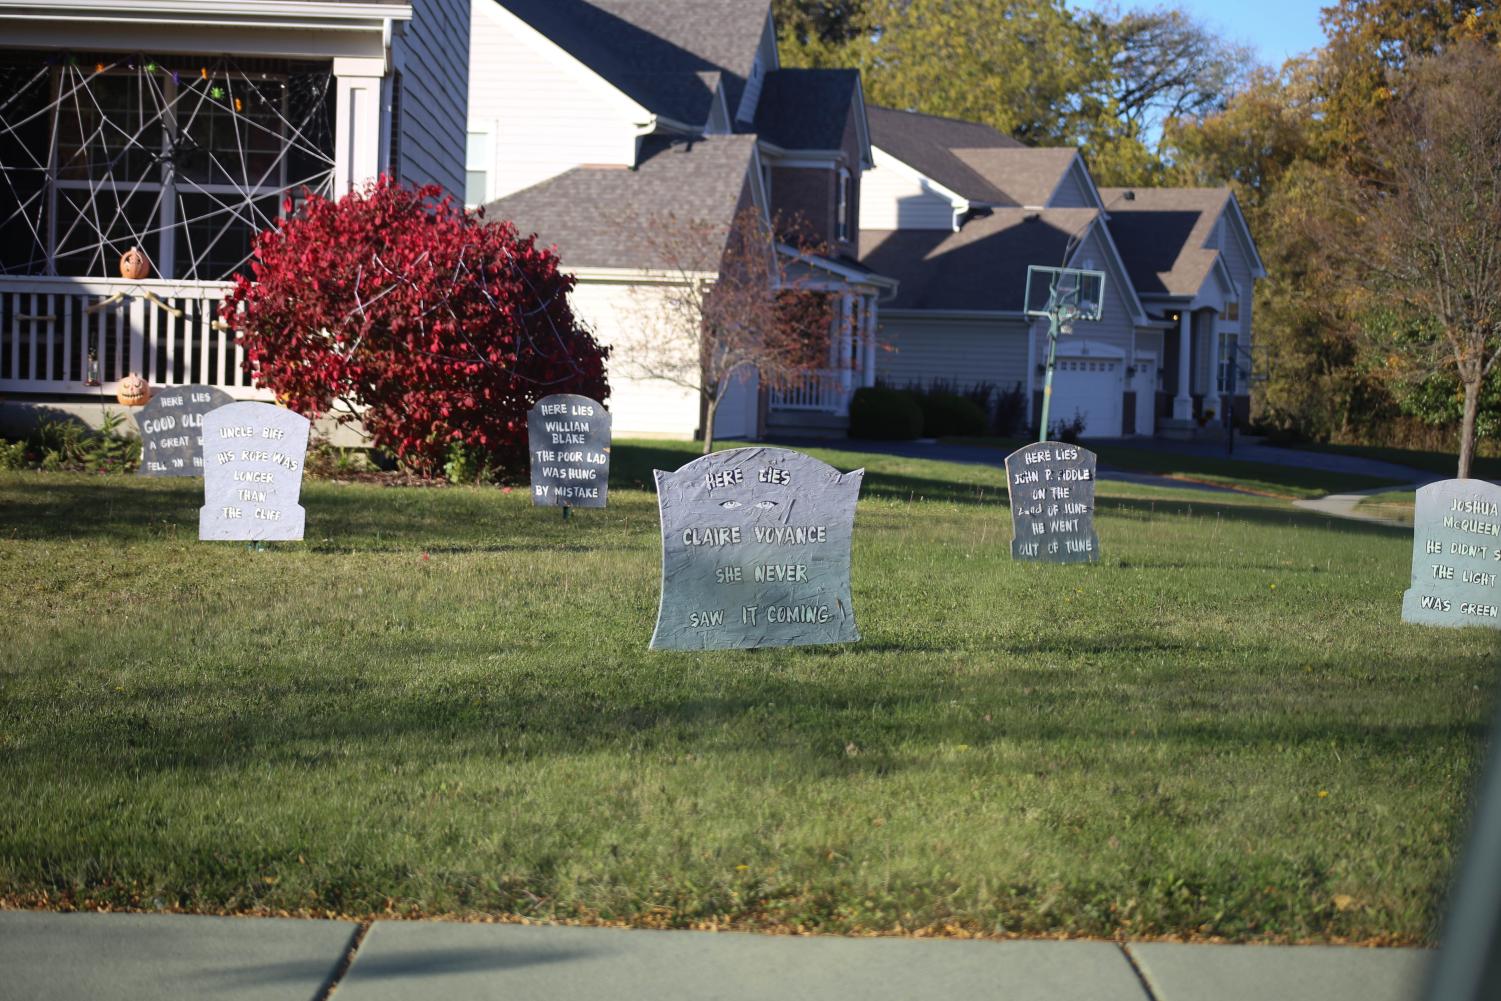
[387,71,403,181]
[836,167,851,242]
[1217,332,1239,393]
[0,55,336,281]
[1221,300,1240,322]
[466,127,493,207]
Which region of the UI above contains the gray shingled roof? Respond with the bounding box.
[753,69,858,150]
[486,135,758,271]
[865,105,1021,202]
[498,0,768,125]
[860,209,1099,312]
[952,147,1081,208]
[1097,187,1230,297]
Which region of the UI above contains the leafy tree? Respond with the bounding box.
[1341,41,1501,476]
[223,178,610,478]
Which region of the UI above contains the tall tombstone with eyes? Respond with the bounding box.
[650,446,864,650]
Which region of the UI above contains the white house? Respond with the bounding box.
[0,0,467,422]
[469,0,896,442]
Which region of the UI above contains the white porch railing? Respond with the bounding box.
[0,276,271,400]
[769,369,849,415]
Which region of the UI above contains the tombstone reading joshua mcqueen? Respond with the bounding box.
[650,447,863,650]
[1401,478,1501,629]
[1004,441,1099,563]
[133,384,232,477]
[527,394,610,508]
[199,402,310,542]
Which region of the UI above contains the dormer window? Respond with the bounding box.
[836,167,851,242]
[1221,301,1240,322]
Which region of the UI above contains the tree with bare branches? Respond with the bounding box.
[1346,41,1501,478]
[626,207,839,453]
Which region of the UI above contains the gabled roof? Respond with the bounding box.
[1097,187,1234,298]
[865,105,1021,202]
[487,135,759,272]
[952,147,1082,208]
[860,209,1099,312]
[497,0,770,127]
[753,68,860,152]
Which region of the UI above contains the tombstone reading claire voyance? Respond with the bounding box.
[199,402,310,542]
[133,384,233,477]
[527,394,610,508]
[650,446,863,650]
[1401,478,1501,629]
[1004,441,1099,563]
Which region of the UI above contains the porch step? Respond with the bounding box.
[766,409,849,439]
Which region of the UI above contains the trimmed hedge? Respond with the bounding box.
[849,386,924,440]
[918,392,988,437]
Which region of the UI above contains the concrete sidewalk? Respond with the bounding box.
[0,911,1432,1001]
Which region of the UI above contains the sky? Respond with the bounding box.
[1071,0,1330,68]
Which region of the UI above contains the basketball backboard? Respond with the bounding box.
[1025,266,1106,326]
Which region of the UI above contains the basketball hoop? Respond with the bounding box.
[1025,265,1107,442]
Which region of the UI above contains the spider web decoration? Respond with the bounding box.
[0,52,335,282]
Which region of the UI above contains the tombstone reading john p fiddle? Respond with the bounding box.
[528,394,610,508]
[650,447,863,650]
[1004,441,1099,563]
[199,402,310,542]
[1401,478,1501,629]
[134,384,232,477]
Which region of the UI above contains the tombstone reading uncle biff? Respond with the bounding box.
[134,384,233,477]
[527,394,610,508]
[1004,441,1099,563]
[1401,478,1501,629]
[650,447,863,650]
[199,402,310,542]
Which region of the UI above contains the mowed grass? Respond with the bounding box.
[1356,490,1418,525]
[1,440,1496,945]
[945,437,1401,499]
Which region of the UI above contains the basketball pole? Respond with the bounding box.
[1038,313,1062,443]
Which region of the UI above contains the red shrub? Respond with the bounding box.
[222,178,609,477]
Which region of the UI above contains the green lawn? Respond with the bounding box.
[1,441,1495,945]
[945,437,1402,499]
[1356,490,1418,525]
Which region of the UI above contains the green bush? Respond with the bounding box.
[848,387,923,440]
[2,412,139,473]
[919,392,988,437]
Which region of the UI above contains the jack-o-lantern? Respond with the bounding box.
[116,373,151,407]
[119,247,151,281]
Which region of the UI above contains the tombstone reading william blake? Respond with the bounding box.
[527,394,610,508]
[134,384,232,477]
[1004,442,1099,563]
[650,447,863,650]
[1401,478,1501,629]
[199,402,310,542]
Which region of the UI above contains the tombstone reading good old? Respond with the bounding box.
[133,384,233,477]
[198,402,310,542]
[1401,478,1501,629]
[650,447,863,650]
[527,394,610,508]
[1004,441,1099,563]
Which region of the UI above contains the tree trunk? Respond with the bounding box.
[702,394,719,455]
[1458,377,1480,479]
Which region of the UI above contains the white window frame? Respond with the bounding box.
[836,166,851,242]
[465,123,495,208]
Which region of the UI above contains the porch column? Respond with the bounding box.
[862,295,878,388]
[1173,309,1193,421]
[334,57,387,196]
[838,293,854,397]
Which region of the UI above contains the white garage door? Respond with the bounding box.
[1049,355,1123,438]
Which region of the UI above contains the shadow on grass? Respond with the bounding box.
[9,638,1494,782]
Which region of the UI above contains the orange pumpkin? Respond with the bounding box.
[116,373,151,407]
[119,247,151,281]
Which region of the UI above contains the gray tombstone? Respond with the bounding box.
[133,384,233,477]
[650,446,863,650]
[527,394,611,508]
[1401,478,1501,629]
[198,402,310,542]
[1004,441,1100,563]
